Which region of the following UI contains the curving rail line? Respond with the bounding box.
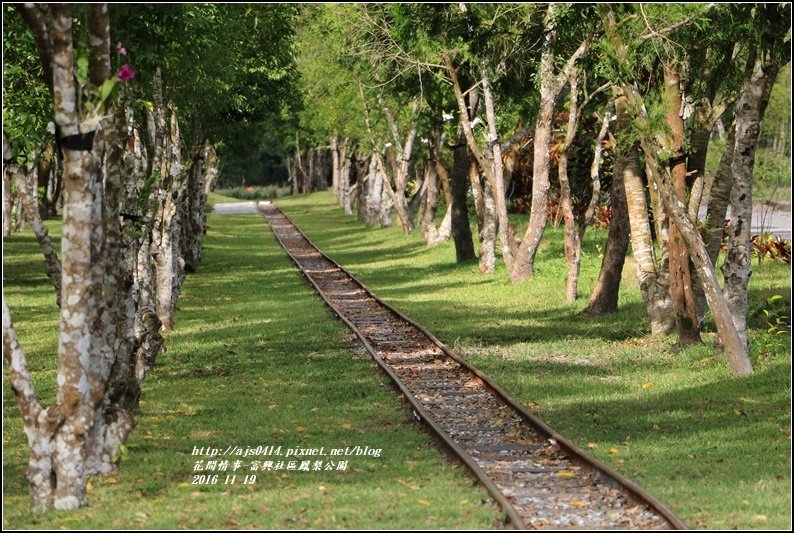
[259,203,686,530]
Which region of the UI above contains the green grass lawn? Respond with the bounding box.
[274,191,792,531]
[2,209,502,529]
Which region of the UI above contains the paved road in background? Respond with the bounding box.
[699,203,791,240]
[750,203,791,240]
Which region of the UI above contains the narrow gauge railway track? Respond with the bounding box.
[259,203,685,530]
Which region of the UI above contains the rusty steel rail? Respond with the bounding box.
[259,202,686,530]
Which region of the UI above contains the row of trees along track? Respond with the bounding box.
[3,1,791,515]
[2,4,297,511]
[262,203,687,529]
[291,4,790,376]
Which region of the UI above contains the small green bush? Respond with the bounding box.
[215,185,291,201]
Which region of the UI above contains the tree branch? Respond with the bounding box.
[639,3,717,42]
[17,3,54,95]
[3,295,43,431]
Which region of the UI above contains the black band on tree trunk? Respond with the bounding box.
[59,131,96,151]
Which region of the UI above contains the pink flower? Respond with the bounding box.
[116,42,128,56]
[115,64,136,82]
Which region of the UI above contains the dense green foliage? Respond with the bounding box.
[2,7,52,157]
[109,4,300,185]
[2,4,301,185]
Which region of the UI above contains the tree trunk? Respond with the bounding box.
[131,115,164,388]
[663,64,701,345]
[5,2,207,508]
[420,156,439,243]
[600,4,752,375]
[293,132,305,195]
[149,70,187,332]
[480,72,518,272]
[586,139,630,315]
[723,46,781,349]
[449,133,475,262]
[557,73,583,302]
[421,139,453,246]
[2,157,13,236]
[511,5,589,283]
[686,109,712,219]
[693,124,736,324]
[478,169,496,274]
[340,142,354,215]
[614,95,675,335]
[469,158,485,235]
[380,96,420,234]
[362,153,381,225]
[3,297,58,511]
[513,97,555,282]
[641,132,752,374]
[331,134,340,205]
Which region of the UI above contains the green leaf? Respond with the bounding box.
[99,77,119,102]
[76,55,89,85]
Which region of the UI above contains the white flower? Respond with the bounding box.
[384,142,393,149]
[420,137,430,144]
[442,111,454,122]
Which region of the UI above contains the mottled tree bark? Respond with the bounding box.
[182,141,214,272]
[361,153,382,225]
[469,159,485,236]
[293,131,305,195]
[556,73,583,302]
[481,72,518,271]
[447,57,514,269]
[48,5,96,509]
[150,75,187,332]
[723,38,782,349]
[478,169,497,274]
[3,296,60,511]
[420,137,453,246]
[686,112,711,219]
[202,143,219,197]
